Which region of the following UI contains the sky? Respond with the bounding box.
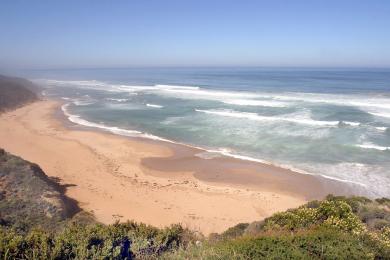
[1,0,390,69]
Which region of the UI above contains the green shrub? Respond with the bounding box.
[1,193,390,259]
[376,198,390,205]
[165,228,377,259]
[210,223,249,241]
[373,219,390,230]
[262,199,366,235]
[0,222,193,259]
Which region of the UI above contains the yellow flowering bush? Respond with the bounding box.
[379,226,390,247]
[322,215,366,235]
[318,200,366,234]
[264,199,366,235]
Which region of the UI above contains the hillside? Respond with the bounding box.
[0,75,39,112]
[0,148,91,233]
[0,147,389,259]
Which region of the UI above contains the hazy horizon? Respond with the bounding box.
[1,0,390,69]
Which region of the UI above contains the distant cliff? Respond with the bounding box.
[0,75,39,112]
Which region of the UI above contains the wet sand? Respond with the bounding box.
[0,100,354,234]
[142,143,353,199]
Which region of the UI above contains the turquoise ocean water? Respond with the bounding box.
[25,68,390,197]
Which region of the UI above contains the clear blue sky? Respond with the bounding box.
[1,0,390,69]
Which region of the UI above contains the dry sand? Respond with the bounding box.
[0,100,350,234]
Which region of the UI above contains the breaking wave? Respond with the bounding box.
[61,103,172,142]
[356,143,390,151]
[146,103,164,108]
[194,109,360,127]
[106,98,129,102]
[222,99,288,107]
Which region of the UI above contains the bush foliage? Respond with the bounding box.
[166,196,390,259]
[1,149,389,259]
[1,196,389,259]
[0,221,194,259]
[166,229,378,260]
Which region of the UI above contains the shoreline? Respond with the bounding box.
[0,99,359,234]
[59,100,367,188]
[59,99,364,198]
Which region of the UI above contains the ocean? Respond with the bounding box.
[25,67,390,197]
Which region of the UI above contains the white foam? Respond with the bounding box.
[146,103,164,108]
[41,79,390,121]
[37,78,390,110]
[61,104,140,134]
[154,84,200,90]
[202,148,367,186]
[368,112,390,119]
[306,162,390,197]
[106,98,129,102]
[375,126,388,131]
[348,101,390,110]
[272,126,330,139]
[195,109,341,126]
[356,143,390,151]
[343,121,361,126]
[114,84,200,93]
[38,79,138,93]
[161,88,257,99]
[222,99,287,107]
[73,100,96,106]
[139,133,173,142]
[44,79,107,87]
[205,148,271,164]
[270,93,390,110]
[105,102,145,111]
[61,103,174,143]
[61,103,369,188]
[115,85,156,92]
[40,79,207,96]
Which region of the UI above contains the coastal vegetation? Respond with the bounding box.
[166,196,390,259]
[1,148,390,259]
[0,149,93,233]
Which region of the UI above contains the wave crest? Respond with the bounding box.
[222,99,288,107]
[146,103,164,108]
[195,109,347,127]
[356,143,390,151]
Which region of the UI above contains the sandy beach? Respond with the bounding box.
[0,100,353,234]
